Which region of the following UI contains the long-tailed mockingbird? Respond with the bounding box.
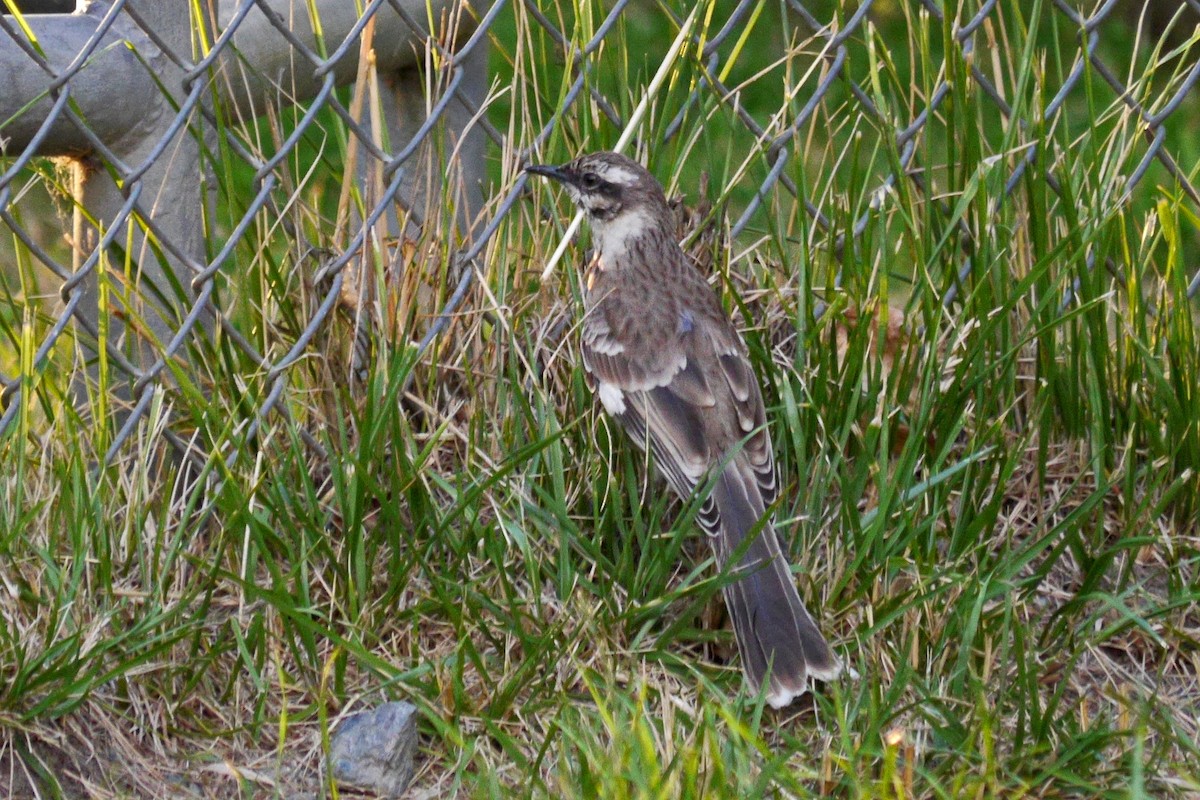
[527,151,840,708]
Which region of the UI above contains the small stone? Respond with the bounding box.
[330,701,418,797]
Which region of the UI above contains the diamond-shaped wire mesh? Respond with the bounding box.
[2,0,1198,469]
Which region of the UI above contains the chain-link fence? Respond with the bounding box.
[2,0,1199,472]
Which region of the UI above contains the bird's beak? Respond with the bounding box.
[525,163,572,184]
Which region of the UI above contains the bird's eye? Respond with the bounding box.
[580,172,601,190]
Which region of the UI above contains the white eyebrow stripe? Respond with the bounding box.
[600,165,640,185]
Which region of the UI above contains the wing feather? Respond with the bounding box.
[581,280,779,512]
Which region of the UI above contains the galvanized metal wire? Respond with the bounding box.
[2,0,1198,464]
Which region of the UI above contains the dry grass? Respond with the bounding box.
[3,258,1196,796]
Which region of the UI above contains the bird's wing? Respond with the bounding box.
[705,332,776,510]
[581,304,711,495]
[580,292,776,509]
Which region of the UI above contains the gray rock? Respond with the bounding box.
[331,701,418,797]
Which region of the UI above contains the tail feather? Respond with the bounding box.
[709,466,840,707]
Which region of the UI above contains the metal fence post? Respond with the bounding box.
[67,1,212,385]
[361,9,489,241]
[1,0,484,441]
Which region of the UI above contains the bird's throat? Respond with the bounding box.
[590,210,654,263]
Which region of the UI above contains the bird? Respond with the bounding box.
[526,151,840,707]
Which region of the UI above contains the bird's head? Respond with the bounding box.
[526,151,671,255]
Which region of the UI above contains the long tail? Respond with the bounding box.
[704,465,840,708]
